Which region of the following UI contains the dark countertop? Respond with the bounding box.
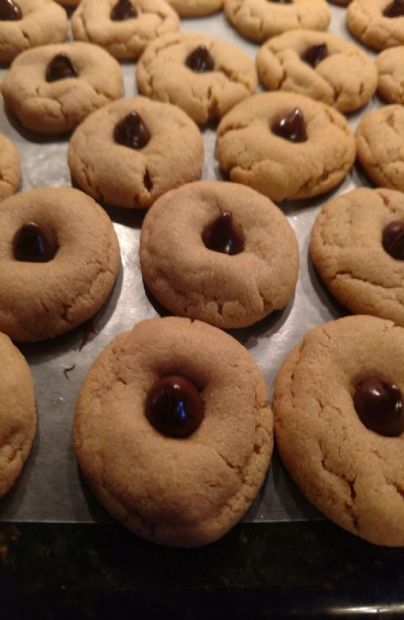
[1,521,404,619]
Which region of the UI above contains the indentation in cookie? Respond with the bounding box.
[13,222,59,263]
[145,374,205,439]
[353,376,404,437]
[301,43,328,68]
[46,54,78,83]
[110,0,137,21]
[383,0,404,17]
[114,112,151,149]
[271,107,307,143]
[0,0,22,20]
[383,221,404,260]
[202,211,245,255]
[185,45,214,73]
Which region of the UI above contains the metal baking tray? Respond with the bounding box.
[0,4,376,523]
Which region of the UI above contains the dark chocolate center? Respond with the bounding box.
[46,54,78,82]
[202,211,245,255]
[110,0,137,20]
[383,0,404,17]
[13,223,58,263]
[145,375,205,438]
[383,221,404,260]
[353,376,404,437]
[114,112,151,150]
[271,107,307,143]
[301,43,328,68]
[0,0,22,20]
[185,45,214,73]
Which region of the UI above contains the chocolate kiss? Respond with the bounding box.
[353,376,404,437]
[13,223,58,263]
[271,107,308,143]
[110,0,137,21]
[114,112,151,150]
[383,221,404,260]
[185,46,214,73]
[0,0,22,20]
[384,0,404,17]
[46,54,78,83]
[145,375,205,438]
[202,211,245,255]
[301,43,328,68]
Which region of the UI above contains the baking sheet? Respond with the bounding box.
[0,4,377,523]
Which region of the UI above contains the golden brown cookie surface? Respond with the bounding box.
[74,317,273,547]
[140,181,299,328]
[273,315,404,547]
[0,187,120,341]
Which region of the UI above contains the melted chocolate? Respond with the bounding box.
[383,221,404,260]
[110,0,137,20]
[46,54,78,83]
[271,107,307,143]
[13,223,58,263]
[353,376,404,437]
[301,43,328,68]
[145,375,205,438]
[383,0,404,17]
[185,46,214,73]
[0,0,22,20]
[202,211,245,255]
[114,112,151,150]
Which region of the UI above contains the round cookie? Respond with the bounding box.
[74,316,273,547]
[256,29,377,114]
[356,105,404,192]
[0,187,120,342]
[347,0,404,51]
[68,96,204,210]
[311,187,404,326]
[1,42,124,135]
[0,332,36,498]
[140,181,299,329]
[136,32,257,125]
[224,0,331,44]
[273,315,404,547]
[71,0,180,61]
[0,134,20,201]
[216,92,356,203]
[0,0,68,64]
[166,0,223,16]
[376,46,404,104]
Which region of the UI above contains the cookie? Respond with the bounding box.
[256,29,377,114]
[140,181,299,329]
[0,134,20,201]
[71,0,179,61]
[0,187,120,341]
[224,0,330,44]
[1,42,124,135]
[0,0,68,63]
[273,315,404,547]
[216,92,356,203]
[74,316,273,547]
[376,46,404,104]
[310,187,404,326]
[136,32,257,125]
[166,0,222,16]
[347,0,404,51]
[68,96,204,210]
[356,105,404,192]
[0,332,36,498]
